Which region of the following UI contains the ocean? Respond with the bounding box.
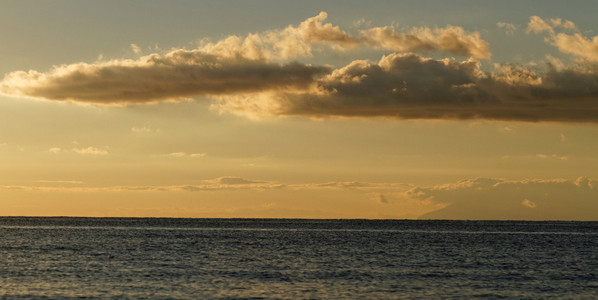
[0,217,597,299]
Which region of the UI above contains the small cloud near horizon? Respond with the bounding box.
[1,176,596,220]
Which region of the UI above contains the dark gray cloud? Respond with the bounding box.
[217,53,598,122]
[0,50,330,104]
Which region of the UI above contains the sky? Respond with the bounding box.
[1,0,598,220]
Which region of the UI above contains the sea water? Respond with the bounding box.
[0,218,597,299]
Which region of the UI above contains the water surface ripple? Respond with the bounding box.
[1,218,596,299]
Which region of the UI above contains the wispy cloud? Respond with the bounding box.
[521,198,537,208]
[72,147,108,155]
[3,176,596,220]
[362,25,490,59]
[0,176,405,193]
[551,33,598,62]
[196,12,488,60]
[206,176,263,185]
[536,154,568,160]
[49,146,108,155]
[48,147,62,153]
[352,18,371,28]
[130,43,142,55]
[413,177,598,220]
[167,152,186,158]
[526,16,598,62]
[497,22,517,36]
[526,16,577,34]
[131,123,160,133]
[167,152,206,158]
[34,180,83,184]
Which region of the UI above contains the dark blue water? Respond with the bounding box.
[1,218,597,299]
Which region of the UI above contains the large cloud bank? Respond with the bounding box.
[2,13,598,122]
[215,53,598,122]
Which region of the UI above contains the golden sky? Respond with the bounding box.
[1,1,598,219]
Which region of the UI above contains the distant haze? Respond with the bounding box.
[1,1,597,220]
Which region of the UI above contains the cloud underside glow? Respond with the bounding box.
[1,14,598,122]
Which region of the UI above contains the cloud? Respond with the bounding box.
[526,16,577,35]
[48,147,62,153]
[309,181,374,189]
[167,152,206,158]
[207,176,263,185]
[551,33,598,62]
[362,25,491,59]
[197,12,487,60]
[2,13,598,123]
[214,53,494,118]
[412,177,598,220]
[536,154,568,160]
[216,52,598,122]
[0,51,330,104]
[0,12,490,106]
[177,176,285,191]
[34,180,83,184]
[131,126,151,133]
[353,18,371,28]
[72,146,108,155]
[0,177,405,193]
[197,11,358,61]
[373,193,389,204]
[521,198,536,208]
[525,16,598,62]
[48,145,108,155]
[167,152,186,157]
[544,54,565,71]
[526,16,556,34]
[131,123,160,133]
[130,43,142,55]
[0,176,281,192]
[297,12,358,48]
[5,176,595,220]
[496,22,517,36]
